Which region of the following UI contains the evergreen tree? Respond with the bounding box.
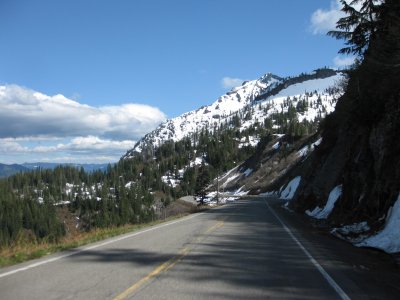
[194,164,210,205]
[328,0,382,56]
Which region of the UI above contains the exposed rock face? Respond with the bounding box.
[292,1,400,229]
[216,133,321,196]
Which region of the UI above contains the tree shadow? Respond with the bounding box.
[57,197,399,299]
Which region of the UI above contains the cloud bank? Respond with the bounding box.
[221,77,245,90]
[310,0,344,35]
[0,85,167,163]
[333,55,356,68]
[0,136,136,162]
[0,85,166,140]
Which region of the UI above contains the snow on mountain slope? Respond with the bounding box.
[124,69,343,158]
[249,74,343,127]
[272,76,341,99]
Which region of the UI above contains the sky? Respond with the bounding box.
[0,0,354,164]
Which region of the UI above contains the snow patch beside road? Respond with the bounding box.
[243,168,253,177]
[279,176,301,200]
[306,185,342,219]
[357,193,400,253]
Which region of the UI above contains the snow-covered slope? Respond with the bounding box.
[124,69,343,158]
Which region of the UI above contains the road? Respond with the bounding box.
[0,197,398,299]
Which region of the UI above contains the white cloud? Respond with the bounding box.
[0,138,29,153]
[310,0,365,35]
[0,84,166,163]
[333,55,356,68]
[221,77,245,90]
[0,84,167,140]
[310,0,344,35]
[67,136,135,151]
[0,136,136,163]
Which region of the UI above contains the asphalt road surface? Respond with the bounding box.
[0,197,398,299]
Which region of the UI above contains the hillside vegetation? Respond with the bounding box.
[0,67,341,249]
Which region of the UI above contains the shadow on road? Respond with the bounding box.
[62,198,400,299]
[60,199,338,299]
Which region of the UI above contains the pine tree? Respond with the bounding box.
[328,0,382,56]
[195,164,210,205]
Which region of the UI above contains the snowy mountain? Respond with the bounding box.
[124,68,344,158]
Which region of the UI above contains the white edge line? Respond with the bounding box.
[0,213,201,279]
[265,199,351,300]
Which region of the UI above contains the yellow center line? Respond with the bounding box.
[204,220,225,235]
[164,247,190,273]
[113,220,225,300]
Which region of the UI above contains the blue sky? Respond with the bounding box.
[0,0,352,164]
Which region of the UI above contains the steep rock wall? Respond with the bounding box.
[292,1,400,229]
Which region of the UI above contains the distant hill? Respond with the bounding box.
[21,162,112,173]
[0,163,29,178]
[0,162,111,177]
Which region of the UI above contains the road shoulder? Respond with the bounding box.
[265,196,400,300]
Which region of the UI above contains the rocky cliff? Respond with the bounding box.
[291,1,400,235]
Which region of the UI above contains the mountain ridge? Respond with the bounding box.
[0,163,28,178]
[124,68,343,159]
[0,162,111,177]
